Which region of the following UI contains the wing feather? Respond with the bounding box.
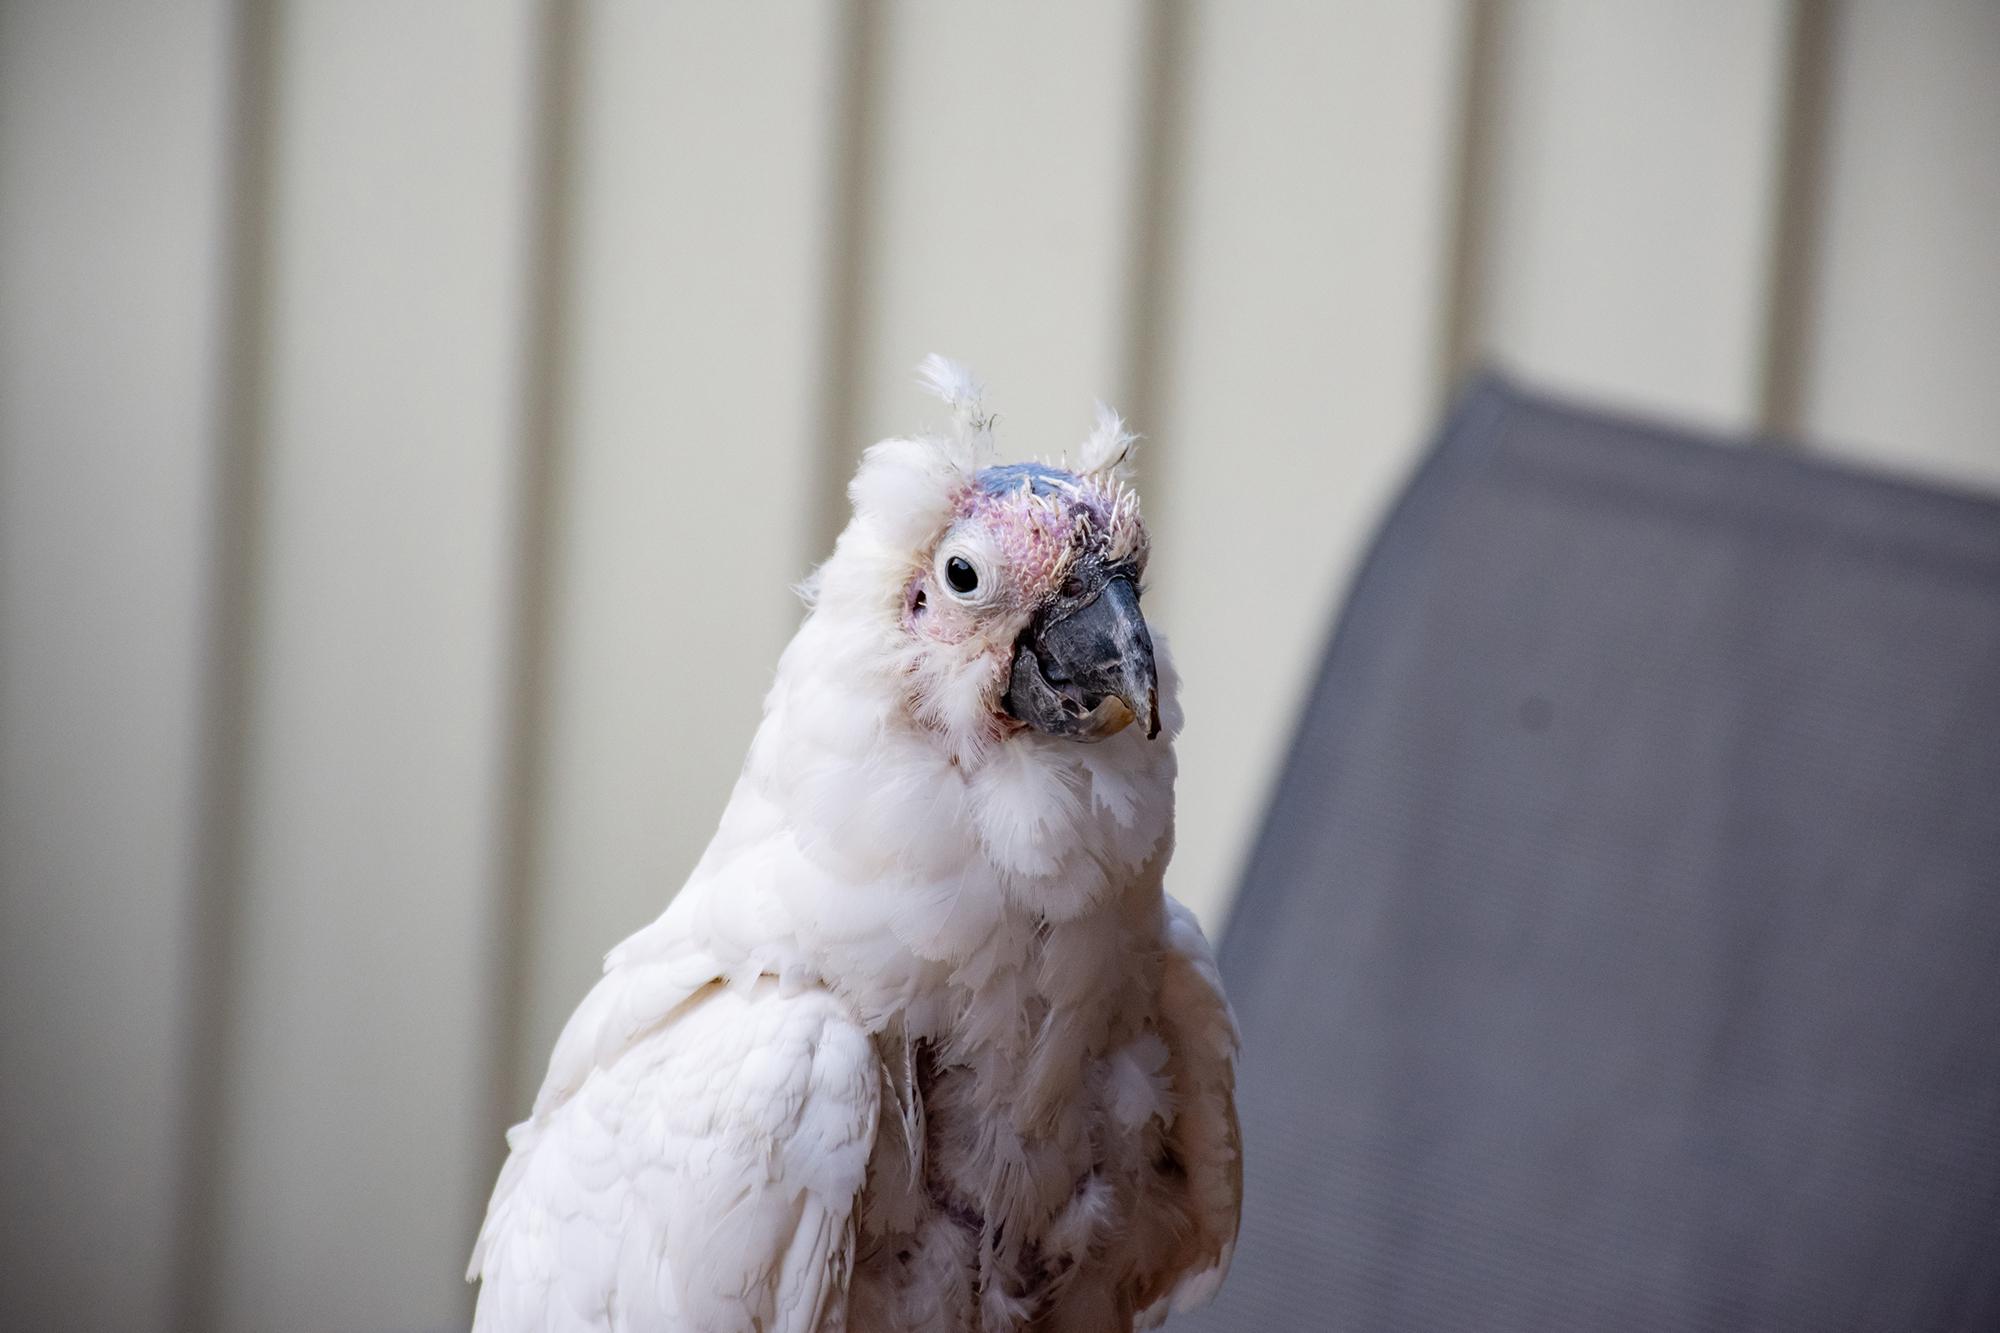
[1136,895,1243,1325]
[472,979,881,1333]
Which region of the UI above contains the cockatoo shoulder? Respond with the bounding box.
[470,978,880,1333]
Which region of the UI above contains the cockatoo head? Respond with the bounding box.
[813,356,1163,762]
[918,454,1155,738]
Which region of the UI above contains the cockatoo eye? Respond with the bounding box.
[944,556,980,597]
[933,538,998,608]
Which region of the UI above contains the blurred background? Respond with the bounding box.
[2,2,1995,1330]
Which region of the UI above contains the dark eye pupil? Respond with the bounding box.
[945,556,979,594]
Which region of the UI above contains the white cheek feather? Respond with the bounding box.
[900,636,1006,757]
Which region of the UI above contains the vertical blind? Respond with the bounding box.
[2,2,1995,1329]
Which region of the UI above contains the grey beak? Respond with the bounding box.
[1003,574,1160,741]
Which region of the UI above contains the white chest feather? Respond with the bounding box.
[848,904,1185,1332]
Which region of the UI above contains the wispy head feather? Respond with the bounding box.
[1079,401,1138,480]
[916,353,996,467]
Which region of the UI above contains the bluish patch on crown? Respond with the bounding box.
[975,462,1081,499]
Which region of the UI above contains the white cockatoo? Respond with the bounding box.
[469,358,1241,1331]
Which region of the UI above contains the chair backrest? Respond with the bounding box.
[1185,377,2000,1332]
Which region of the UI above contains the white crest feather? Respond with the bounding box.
[916,353,995,467]
[1080,401,1138,479]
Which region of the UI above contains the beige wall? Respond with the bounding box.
[3,2,1995,1328]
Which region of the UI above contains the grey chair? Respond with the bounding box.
[1187,376,2000,1332]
